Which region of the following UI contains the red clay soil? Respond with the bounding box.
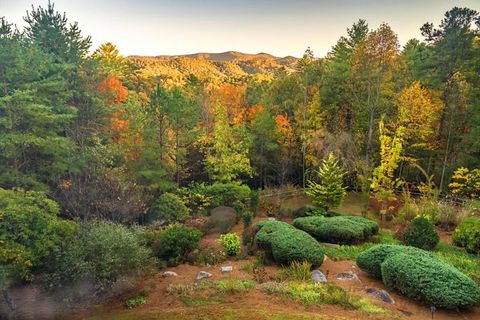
[3,217,477,320]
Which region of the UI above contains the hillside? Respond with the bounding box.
[128,51,299,84]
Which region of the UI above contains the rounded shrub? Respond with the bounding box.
[356,244,433,279]
[154,224,202,266]
[357,244,480,308]
[146,193,189,225]
[255,221,324,267]
[403,217,439,250]
[453,218,480,253]
[47,221,154,293]
[219,233,241,256]
[381,253,480,308]
[293,215,379,244]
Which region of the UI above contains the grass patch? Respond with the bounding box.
[213,279,256,293]
[167,279,256,307]
[179,294,225,307]
[260,281,382,312]
[275,261,312,281]
[434,241,480,284]
[124,294,146,309]
[322,230,399,261]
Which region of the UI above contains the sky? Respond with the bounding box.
[1,0,480,58]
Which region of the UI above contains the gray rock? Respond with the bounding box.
[196,271,212,280]
[221,266,233,272]
[162,271,178,277]
[267,217,276,221]
[311,270,327,283]
[335,271,359,281]
[397,308,414,316]
[366,288,395,304]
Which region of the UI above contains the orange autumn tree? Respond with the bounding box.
[275,113,298,184]
[97,75,129,143]
[210,83,247,125]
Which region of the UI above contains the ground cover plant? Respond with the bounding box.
[255,221,325,267]
[293,215,379,244]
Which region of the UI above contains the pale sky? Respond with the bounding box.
[1,0,480,58]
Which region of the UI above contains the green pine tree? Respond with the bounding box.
[306,153,347,211]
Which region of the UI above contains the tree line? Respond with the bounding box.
[1,4,479,224]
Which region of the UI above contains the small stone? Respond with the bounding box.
[366,288,395,304]
[397,308,414,317]
[311,270,327,283]
[221,266,233,272]
[335,271,359,281]
[267,217,276,221]
[162,271,177,277]
[196,271,212,280]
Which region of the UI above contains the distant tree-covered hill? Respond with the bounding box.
[128,51,299,84]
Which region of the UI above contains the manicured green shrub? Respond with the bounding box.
[146,193,189,225]
[381,253,480,308]
[153,224,202,267]
[291,206,342,218]
[47,221,154,293]
[403,217,439,250]
[357,244,480,308]
[219,233,241,256]
[453,218,480,253]
[0,188,78,286]
[356,244,433,279]
[293,216,379,244]
[255,221,324,267]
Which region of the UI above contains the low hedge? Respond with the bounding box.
[453,218,480,254]
[357,244,480,308]
[293,216,379,244]
[381,253,480,308]
[356,244,434,279]
[255,221,324,267]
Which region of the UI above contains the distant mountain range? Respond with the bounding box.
[128,51,299,84]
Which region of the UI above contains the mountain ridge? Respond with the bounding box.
[128,51,299,84]
[128,50,299,62]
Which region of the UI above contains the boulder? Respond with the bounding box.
[335,271,359,281]
[366,288,395,304]
[208,206,237,233]
[221,266,233,272]
[162,271,178,277]
[311,270,327,283]
[196,271,212,281]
